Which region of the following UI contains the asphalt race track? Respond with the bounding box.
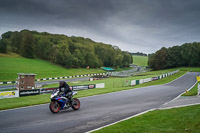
[0,72,199,133]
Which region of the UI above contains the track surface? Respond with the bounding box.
[0,72,199,133]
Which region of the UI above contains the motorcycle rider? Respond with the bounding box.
[58,81,72,102]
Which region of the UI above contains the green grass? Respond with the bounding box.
[182,82,199,96]
[179,67,200,72]
[0,94,51,110]
[0,69,185,110]
[0,88,16,91]
[94,104,200,133]
[132,55,148,66]
[0,53,105,82]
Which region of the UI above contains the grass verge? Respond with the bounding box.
[179,67,200,72]
[0,70,186,110]
[94,104,200,133]
[182,82,199,96]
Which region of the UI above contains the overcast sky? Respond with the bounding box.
[0,0,200,53]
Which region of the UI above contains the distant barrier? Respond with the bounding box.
[130,70,179,86]
[111,70,179,88]
[107,67,147,77]
[0,73,107,85]
[0,83,105,98]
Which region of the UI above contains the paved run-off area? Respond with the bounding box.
[0,72,199,133]
[159,96,200,109]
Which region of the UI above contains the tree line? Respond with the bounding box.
[0,30,132,68]
[148,42,200,70]
[131,52,147,56]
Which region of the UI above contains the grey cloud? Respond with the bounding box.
[1,0,200,53]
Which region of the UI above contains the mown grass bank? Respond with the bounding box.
[132,55,148,66]
[0,53,104,82]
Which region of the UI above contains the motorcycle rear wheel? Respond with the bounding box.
[49,101,60,113]
[71,98,80,110]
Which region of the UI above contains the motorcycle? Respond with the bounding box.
[49,89,81,113]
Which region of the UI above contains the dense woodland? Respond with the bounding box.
[0,30,132,68]
[148,42,200,70]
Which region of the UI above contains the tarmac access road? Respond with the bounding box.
[0,72,199,133]
[0,77,89,90]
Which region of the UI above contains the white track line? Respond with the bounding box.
[158,102,200,110]
[0,103,49,113]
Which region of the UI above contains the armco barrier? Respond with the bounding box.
[152,77,159,81]
[139,79,144,84]
[0,72,107,85]
[143,78,152,83]
[17,83,106,97]
[96,83,105,88]
[130,70,179,86]
[72,84,96,91]
[40,88,57,94]
[19,89,40,97]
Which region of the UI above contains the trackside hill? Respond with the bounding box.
[132,55,148,66]
[0,53,104,82]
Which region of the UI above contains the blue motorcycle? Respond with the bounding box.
[49,89,80,113]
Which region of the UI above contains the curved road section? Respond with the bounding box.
[0,72,199,133]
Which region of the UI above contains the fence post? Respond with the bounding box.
[198,83,200,96]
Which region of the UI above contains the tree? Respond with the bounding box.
[85,52,100,68]
[35,37,54,61]
[166,46,182,68]
[73,49,85,67]
[122,52,132,67]
[149,47,168,70]
[148,53,156,69]
[21,31,35,58]
[0,39,9,53]
[10,32,22,53]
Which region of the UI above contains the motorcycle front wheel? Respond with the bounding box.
[71,98,81,110]
[49,101,60,113]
